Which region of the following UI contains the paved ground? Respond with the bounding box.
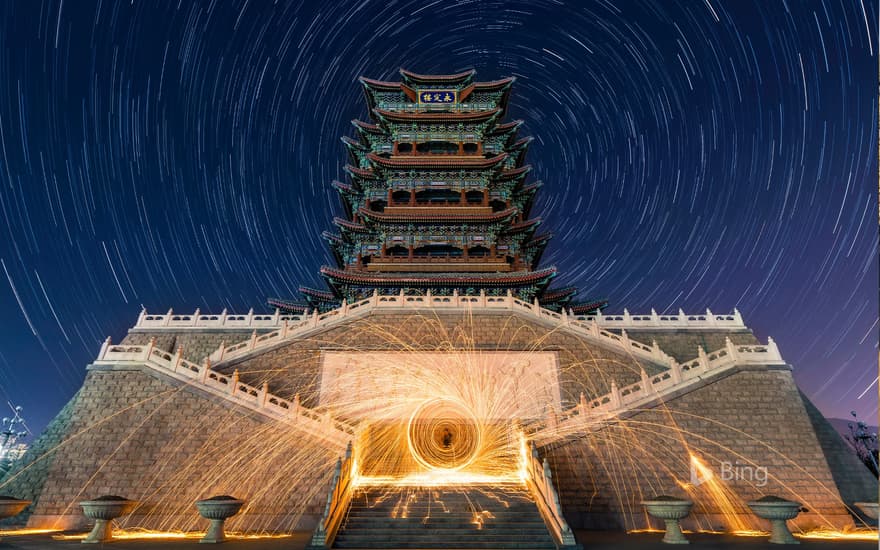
[0,530,874,549]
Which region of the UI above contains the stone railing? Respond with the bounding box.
[523,440,578,549]
[133,308,305,329]
[204,291,694,369]
[573,307,744,329]
[92,337,355,449]
[308,442,355,549]
[133,297,744,333]
[531,337,785,445]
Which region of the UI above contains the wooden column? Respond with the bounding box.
[482,190,488,206]
[409,190,416,206]
[459,189,466,203]
[408,246,414,259]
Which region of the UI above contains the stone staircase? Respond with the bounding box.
[332,483,560,549]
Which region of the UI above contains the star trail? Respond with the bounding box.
[0,0,876,434]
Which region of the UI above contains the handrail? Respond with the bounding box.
[524,440,578,549]
[132,297,744,332]
[529,337,786,445]
[308,442,355,549]
[92,337,355,449]
[203,290,695,369]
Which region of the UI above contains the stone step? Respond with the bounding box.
[332,485,556,550]
[333,541,556,549]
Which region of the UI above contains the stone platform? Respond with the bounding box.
[1,297,875,534]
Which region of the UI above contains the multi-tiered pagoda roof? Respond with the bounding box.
[269,68,606,314]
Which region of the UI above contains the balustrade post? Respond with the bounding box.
[609,380,621,409]
[620,329,631,350]
[98,336,112,360]
[142,337,156,362]
[640,368,651,392]
[651,340,662,361]
[340,299,348,316]
[590,319,600,337]
[622,308,631,324]
[292,394,301,418]
[725,337,738,363]
[201,358,211,383]
[260,382,269,407]
[561,308,568,324]
[670,359,682,384]
[733,307,744,326]
[766,336,781,360]
[192,308,200,326]
[281,320,289,339]
[532,297,541,314]
[578,392,588,416]
[371,289,379,307]
[173,346,183,372]
[136,308,146,327]
[246,308,254,325]
[479,289,487,307]
[230,370,239,395]
[249,330,258,350]
[678,309,687,325]
[272,308,280,325]
[697,346,709,371]
[595,308,603,323]
[217,342,226,362]
[650,308,659,325]
[164,308,173,327]
[312,309,319,327]
[706,308,715,326]
[220,308,228,326]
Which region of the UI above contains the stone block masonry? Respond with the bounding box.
[11,307,873,535]
[0,367,339,532]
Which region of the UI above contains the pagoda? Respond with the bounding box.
[270,69,606,314]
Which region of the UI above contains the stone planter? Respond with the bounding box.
[79,496,137,544]
[0,497,31,540]
[195,496,244,544]
[854,501,878,520]
[747,496,802,545]
[641,496,693,544]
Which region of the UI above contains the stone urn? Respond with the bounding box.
[854,501,878,520]
[747,496,802,544]
[0,497,31,540]
[79,495,137,544]
[195,495,244,544]
[641,496,693,544]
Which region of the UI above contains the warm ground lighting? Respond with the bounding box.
[52,529,292,541]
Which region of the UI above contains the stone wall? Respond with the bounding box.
[618,329,759,362]
[546,366,868,532]
[219,311,663,408]
[25,308,867,534]
[4,367,338,532]
[121,330,261,364]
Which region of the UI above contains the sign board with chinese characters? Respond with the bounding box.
[418,89,457,104]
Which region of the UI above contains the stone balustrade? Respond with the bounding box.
[93,337,354,448]
[133,294,744,332]
[531,336,786,444]
[135,308,305,329]
[204,291,693,369]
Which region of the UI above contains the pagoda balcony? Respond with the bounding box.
[383,204,493,215]
[377,102,498,113]
[365,256,513,272]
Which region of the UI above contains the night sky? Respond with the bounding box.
[0,1,876,436]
